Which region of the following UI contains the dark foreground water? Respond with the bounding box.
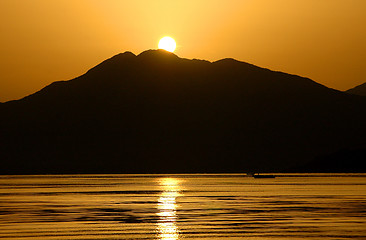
[0,174,365,240]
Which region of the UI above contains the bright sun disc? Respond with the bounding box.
[158,36,176,52]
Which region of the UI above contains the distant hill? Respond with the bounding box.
[288,148,366,173]
[1,49,366,174]
[346,82,366,96]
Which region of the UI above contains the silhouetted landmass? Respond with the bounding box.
[346,82,366,96]
[1,49,366,174]
[288,148,366,173]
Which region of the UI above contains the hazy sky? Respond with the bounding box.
[1,0,365,102]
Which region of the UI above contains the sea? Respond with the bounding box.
[0,173,365,240]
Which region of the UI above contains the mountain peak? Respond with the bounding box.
[120,51,136,57]
[137,49,179,60]
[109,51,136,60]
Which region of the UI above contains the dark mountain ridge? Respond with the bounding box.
[1,49,365,174]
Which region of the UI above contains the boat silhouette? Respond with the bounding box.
[247,173,276,178]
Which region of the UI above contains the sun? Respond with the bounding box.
[158,36,176,52]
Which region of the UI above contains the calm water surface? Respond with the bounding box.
[0,174,365,239]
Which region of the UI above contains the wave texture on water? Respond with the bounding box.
[0,174,366,240]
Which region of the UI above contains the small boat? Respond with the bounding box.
[247,172,275,178]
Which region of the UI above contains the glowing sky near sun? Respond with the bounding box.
[0,0,365,102]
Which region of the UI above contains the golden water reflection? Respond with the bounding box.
[157,178,181,240]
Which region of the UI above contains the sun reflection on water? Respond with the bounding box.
[157,178,181,240]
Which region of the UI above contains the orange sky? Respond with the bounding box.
[0,0,365,102]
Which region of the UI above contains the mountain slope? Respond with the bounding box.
[346,82,366,96]
[1,49,366,174]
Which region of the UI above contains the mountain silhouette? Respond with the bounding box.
[1,49,366,174]
[346,82,366,96]
[288,148,366,173]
